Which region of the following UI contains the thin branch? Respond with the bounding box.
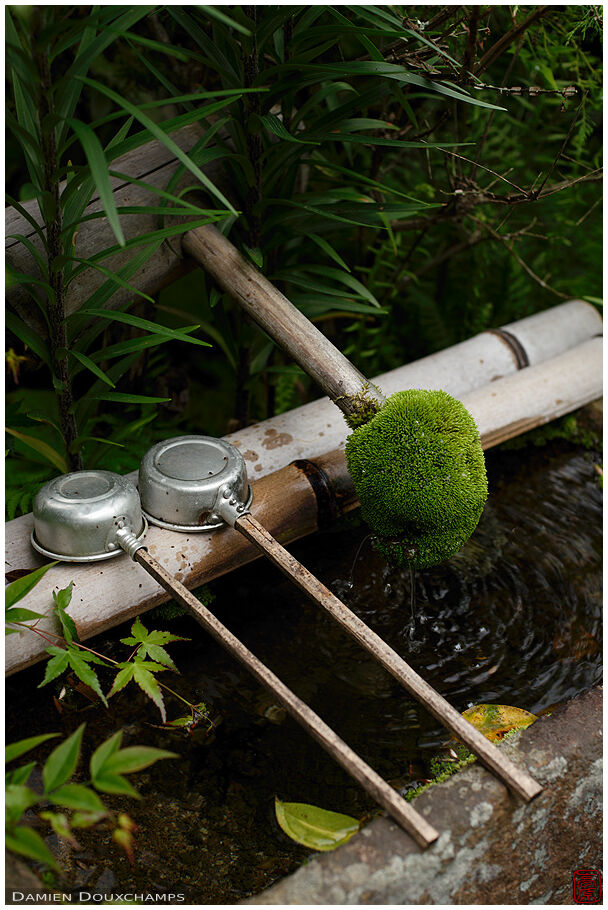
[475,6,551,75]
[471,217,569,299]
[534,93,587,198]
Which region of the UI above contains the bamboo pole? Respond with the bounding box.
[182,225,384,419]
[236,514,542,802]
[134,546,439,848]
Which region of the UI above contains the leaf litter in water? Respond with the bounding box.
[462,704,538,743]
[274,798,360,851]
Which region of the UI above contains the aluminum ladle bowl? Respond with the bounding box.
[138,435,253,531]
[31,471,147,562]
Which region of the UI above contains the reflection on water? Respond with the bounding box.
[5,443,602,902]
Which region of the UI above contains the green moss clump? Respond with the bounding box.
[344,389,488,569]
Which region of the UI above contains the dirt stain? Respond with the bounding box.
[262,428,293,450]
[243,450,259,462]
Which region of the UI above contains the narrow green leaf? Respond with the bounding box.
[274,798,360,851]
[76,308,211,347]
[67,118,125,246]
[6,826,59,869]
[64,256,155,303]
[86,392,171,405]
[77,76,238,215]
[70,350,116,388]
[85,327,198,363]
[5,427,68,472]
[308,234,351,271]
[42,724,85,795]
[258,113,318,145]
[5,733,60,764]
[199,5,253,36]
[5,562,58,609]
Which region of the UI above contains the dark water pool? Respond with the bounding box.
[6,441,602,903]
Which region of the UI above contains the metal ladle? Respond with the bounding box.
[31,465,438,849]
[137,436,542,807]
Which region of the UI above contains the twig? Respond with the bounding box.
[472,217,569,299]
[534,93,587,198]
[475,6,551,75]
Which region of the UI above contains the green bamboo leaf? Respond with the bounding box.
[55,6,155,135]
[199,5,253,36]
[308,235,351,272]
[67,118,125,246]
[258,113,318,145]
[6,312,51,366]
[86,326,201,363]
[50,783,107,812]
[5,562,58,609]
[6,826,59,869]
[304,265,380,305]
[42,724,86,794]
[119,31,201,62]
[69,350,116,388]
[76,308,211,348]
[274,799,360,851]
[5,733,60,764]
[6,427,68,472]
[77,76,238,214]
[64,256,155,303]
[6,232,48,275]
[86,391,171,405]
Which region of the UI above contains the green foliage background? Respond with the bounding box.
[6,5,603,518]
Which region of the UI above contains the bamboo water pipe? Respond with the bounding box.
[6,337,602,676]
[182,225,384,419]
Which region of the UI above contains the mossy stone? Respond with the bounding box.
[345,389,488,569]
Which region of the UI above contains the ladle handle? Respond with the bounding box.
[182,225,384,419]
[131,546,438,849]
[235,514,543,804]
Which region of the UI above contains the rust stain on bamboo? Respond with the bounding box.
[262,428,294,449]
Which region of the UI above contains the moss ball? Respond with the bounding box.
[344,389,488,569]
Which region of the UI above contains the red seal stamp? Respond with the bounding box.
[573,869,602,904]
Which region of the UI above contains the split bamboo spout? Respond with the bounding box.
[182,225,384,419]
